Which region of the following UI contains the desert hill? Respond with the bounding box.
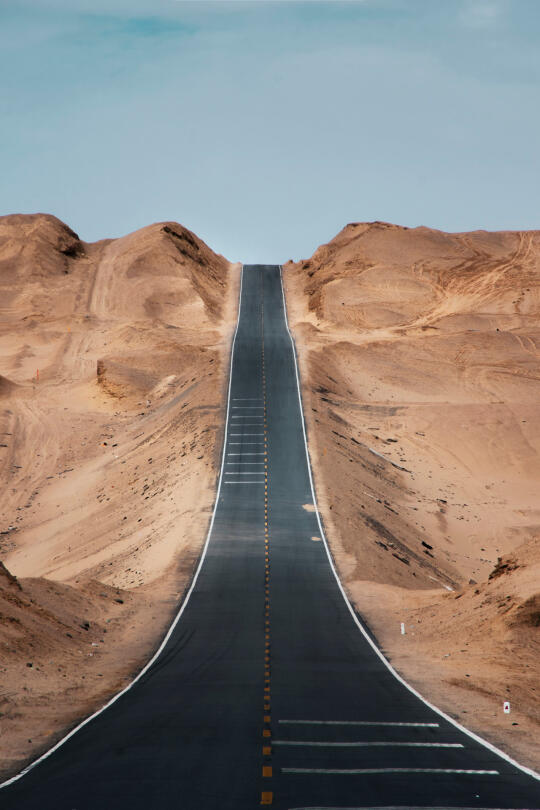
[2,212,538,775]
[0,213,240,777]
[284,221,540,769]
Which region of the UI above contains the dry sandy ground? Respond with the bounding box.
[0,214,240,779]
[283,221,540,771]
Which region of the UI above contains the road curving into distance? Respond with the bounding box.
[2,265,539,809]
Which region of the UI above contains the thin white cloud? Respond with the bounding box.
[459,0,505,29]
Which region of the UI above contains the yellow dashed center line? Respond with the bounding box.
[260,277,273,805]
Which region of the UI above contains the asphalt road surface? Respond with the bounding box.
[2,265,539,809]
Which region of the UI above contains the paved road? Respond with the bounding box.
[2,265,539,809]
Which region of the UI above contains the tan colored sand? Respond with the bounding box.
[0,214,240,779]
[283,221,540,770]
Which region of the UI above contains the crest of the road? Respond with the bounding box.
[2,266,539,809]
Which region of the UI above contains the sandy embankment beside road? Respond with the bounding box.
[284,221,540,770]
[0,214,240,779]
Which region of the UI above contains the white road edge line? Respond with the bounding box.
[0,268,246,791]
[278,265,540,783]
[282,768,499,776]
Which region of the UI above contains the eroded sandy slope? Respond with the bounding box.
[284,221,540,770]
[0,214,240,778]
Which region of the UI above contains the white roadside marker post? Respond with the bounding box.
[400,622,406,635]
[503,701,510,714]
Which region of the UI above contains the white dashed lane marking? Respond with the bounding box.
[289,804,516,810]
[282,768,499,776]
[224,481,266,485]
[278,721,440,728]
[225,470,264,475]
[272,741,464,748]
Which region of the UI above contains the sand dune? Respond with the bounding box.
[0,214,239,777]
[284,221,540,769]
[2,213,538,775]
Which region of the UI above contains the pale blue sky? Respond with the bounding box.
[2,1,540,261]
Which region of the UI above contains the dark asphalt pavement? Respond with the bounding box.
[2,265,539,809]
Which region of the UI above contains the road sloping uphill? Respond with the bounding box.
[2,265,539,809]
